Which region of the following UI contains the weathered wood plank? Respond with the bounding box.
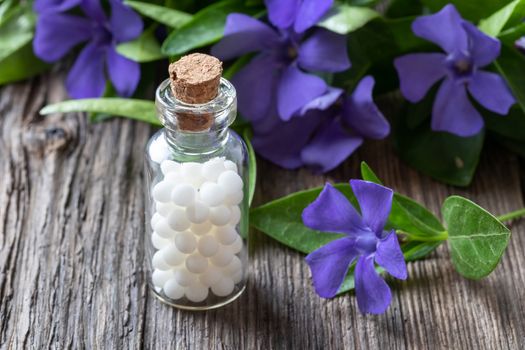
[0,75,524,349]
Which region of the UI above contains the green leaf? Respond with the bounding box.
[393,100,485,187]
[40,98,161,126]
[360,162,446,237]
[0,7,34,62]
[162,0,257,56]
[317,3,380,35]
[494,43,525,114]
[402,241,442,261]
[421,0,513,22]
[242,128,257,207]
[479,0,525,37]
[116,28,166,62]
[442,196,511,279]
[250,184,354,254]
[0,43,49,85]
[124,1,192,28]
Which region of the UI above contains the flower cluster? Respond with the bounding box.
[303,180,406,314]
[394,4,515,137]
[33,0,143,98]
[212,0,389,173]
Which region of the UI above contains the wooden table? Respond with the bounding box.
[1,74,524,349]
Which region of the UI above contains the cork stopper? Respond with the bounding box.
[168,54,223,132]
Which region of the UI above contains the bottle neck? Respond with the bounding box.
[155,78,237,155]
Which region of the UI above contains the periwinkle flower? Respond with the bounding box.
[211,0,350,123]
[516,37,525,53]
[252,77,390,172]
[394,4,515,137]
[303,180,407,314]
[34,0,143,99]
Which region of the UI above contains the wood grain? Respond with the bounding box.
[0,74,524,349]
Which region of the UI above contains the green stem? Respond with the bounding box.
[497,208,525,222]
[397,230,448,242]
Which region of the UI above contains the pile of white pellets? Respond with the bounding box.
[150,157,244,303]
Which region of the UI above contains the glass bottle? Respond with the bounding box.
[144,75,249,310]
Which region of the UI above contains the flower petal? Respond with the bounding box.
[432,78,484,136]
[462,22,500,67]
[294,0,333,33]
[109,0,143,43]
[232,54,281,123]
[375,231,407,280]
[80,0,107,23]
[350,179,393,234]
[33,13,92,62]
[302,182,367,235]
[394,53,446,103]
[305,237,359,298]
[355,255,392,314]
[412,4,467,53]
[277,65,327,121]
[265,0,300,29]
[343,76,390,139]
[34,0,81,13]
[106,46,140,97]
[298,29,350,73]
[301,117,363,173]
[468,71,515,115]
[299,87,343,114]
[251,110,322,169]
[211,14,280,60]
[66,42,107,98]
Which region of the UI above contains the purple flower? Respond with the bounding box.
[516,37,525,53]
[303,180,407,314]
[34,0,81,13]
[33,0,143,99]
[211,2,349,123]
[394,4,515,137]
[252,77,390,172]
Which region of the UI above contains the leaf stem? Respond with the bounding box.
[397,230,448,242]
[497,208,525,223]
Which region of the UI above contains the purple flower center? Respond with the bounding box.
[446,50,475,83]
[355,231,377,255]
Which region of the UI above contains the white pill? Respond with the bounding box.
[191,221,212,235]
[209,205,232,226]
[223,255,242,275]
[225,190,243,205]
[211,277,235,297]
[186,201,209,224]
[152,251,171,270]
[229,206,241,226]
[202,157,226,181]
[199,266,222,287]
[161,244,185,266]
[161,160,181,175]
[156,202,175,217]
[151,212,163,229]
[152,269,173,288]
[185,281,209,302]
[185,254,208,274]
[214,226,238,245]
[231,269,243,284]
[181,162,205,187]
[199,182,225,207]
[210,246,234,267]
[167,207,191,232]
[163,278,185,299]
[174,231,197,254]
[152,181,173,203]
[171,184,196,207]
[218,170,243,195]
[197,235,219,257]
[151,233,171,249]
[228,235,244,254]
[164,171,183,184]
[224,160,238,172]
[154,218,177,239]
[174,269,196,286]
